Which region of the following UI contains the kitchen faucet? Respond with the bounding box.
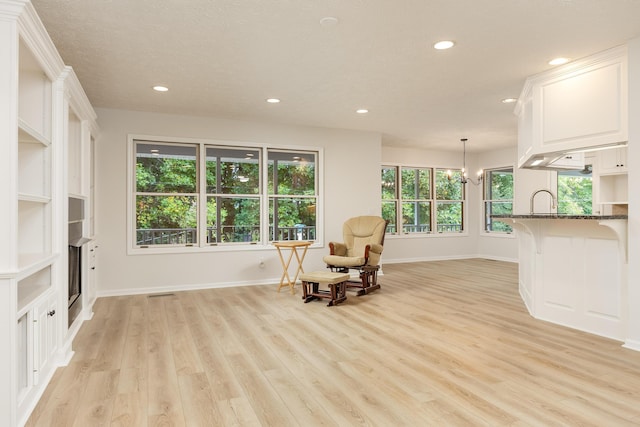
[530,189,557,214]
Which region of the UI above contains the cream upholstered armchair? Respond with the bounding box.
[323,216,388,295]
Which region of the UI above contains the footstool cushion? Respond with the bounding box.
[300,271,350,306]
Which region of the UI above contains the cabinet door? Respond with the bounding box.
[33,294,57,385]
[598,147,627,174]
[536,52,627,152]
[16,313,32,404]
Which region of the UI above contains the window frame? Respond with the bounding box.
[381,164,468,236]
[482,167,514,234]
[128,134,323,254]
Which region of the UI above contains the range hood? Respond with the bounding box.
[521,152,585,171]
[520,141,627,171]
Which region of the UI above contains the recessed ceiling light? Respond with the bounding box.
[153,85,169,92]
[266,98,281,103]
[501,98,517,104]
[320,16,339,27]
[356,109,369,114]
[549,57,570,66]
[433,40,455,50]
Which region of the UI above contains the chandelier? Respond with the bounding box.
[448,138,483,185]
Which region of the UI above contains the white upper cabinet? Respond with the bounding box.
[598,146,627,175]
[516,46,628,169]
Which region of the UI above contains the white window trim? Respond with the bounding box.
[382,163,469,238]
[127,134,324,255]
[481,166,515,236]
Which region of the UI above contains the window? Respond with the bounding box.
[268,150,317,241]
[131,137,320,251]
[381,166,398,233]
[557,166,592,215]
[206,147,261,243]
[401,167,432,233]
[483,167,514,233]
[381,165,465,234]
[135,143,198,245]
[435,169,464,233]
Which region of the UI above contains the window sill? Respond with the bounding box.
[386,232,470,239]
[480,232,515,239]
[127,241,323,255]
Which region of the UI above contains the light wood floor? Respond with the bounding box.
[27,259,640,426]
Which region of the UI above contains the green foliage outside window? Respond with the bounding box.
[381,167,398,232]
[381,166,465,234]
[557,172,592,215]
[484,168,514,233]
[435,169,463,232]
[134,142,319,246]
[136,144,198,244]
[206,147,261,243]
[401,168,431,232]
[268,151,317,240]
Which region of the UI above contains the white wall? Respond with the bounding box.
[625,36,640,351]
[94,108,382,295]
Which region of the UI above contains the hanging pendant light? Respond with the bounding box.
[448,138,483,185]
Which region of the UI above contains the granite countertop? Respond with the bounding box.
[492,214,628,220]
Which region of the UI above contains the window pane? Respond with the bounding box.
[382,200,397,233]
[381,166,396,200]
[269,197,316,241]
[136,143,197,193]
[486,168,514,200]
[485,201,513,232]
[206,147,260,194]
[217,197,260,243]
[436,169,463,200]
[136,195,197,245]
[268,151,316,195]
[402,201,431,233]
[558,169,592,215]
[401,168,430,199]
[436,202,462,233]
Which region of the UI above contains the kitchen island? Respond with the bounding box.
[493,214,628,341]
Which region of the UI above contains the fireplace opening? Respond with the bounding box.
[68,197,90,327]
[68,244,81,326]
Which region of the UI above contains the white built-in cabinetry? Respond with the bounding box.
[596,146,628,207]
[516,45,628,168]
[598,146,628,174]
[1,2,97,426]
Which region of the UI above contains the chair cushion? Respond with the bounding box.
[323,255,366,268]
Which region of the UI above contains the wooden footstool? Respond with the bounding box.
[300,271,350,306]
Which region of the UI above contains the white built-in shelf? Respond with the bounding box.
[17,193,51,204]
[18,119,51,146]
[598,173,628,205]
[17,263,52,315]
[17,253,56,280]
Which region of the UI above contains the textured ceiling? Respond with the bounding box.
[31,0,640,152]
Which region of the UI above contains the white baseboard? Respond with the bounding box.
[623,339,640,352]
[384,254,518,264]
[96,277,281,298]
